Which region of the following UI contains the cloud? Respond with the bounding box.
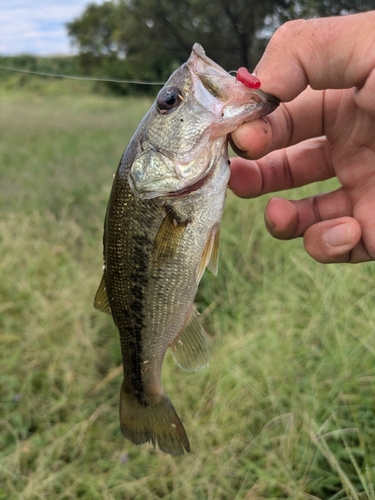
[0,0,93,55]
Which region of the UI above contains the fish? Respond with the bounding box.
[94,43,279,456]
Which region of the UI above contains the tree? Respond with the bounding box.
[121,0,294,70]
[67,2,127,71]
[297,0,375,16]
[66,0,375,94]
[67,0,294,93]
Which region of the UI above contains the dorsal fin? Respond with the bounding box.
[94,274,112,315]
[169,306,209,372]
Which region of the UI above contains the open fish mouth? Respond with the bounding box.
[188,43,279,122]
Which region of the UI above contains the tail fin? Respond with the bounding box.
[120,381,190,456]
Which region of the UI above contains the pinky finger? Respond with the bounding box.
[303,217,368,263]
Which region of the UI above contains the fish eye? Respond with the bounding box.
[157,86,183,112]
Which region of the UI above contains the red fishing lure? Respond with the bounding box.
[236,67,261,89]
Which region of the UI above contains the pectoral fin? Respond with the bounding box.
[152,210,189,266]
[169,306,209,372]
[207,225,220,276]
[94,274,112,315]
[196,223,220,283]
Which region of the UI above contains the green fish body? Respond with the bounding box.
[95,44,279,455]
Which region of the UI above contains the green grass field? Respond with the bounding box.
[1,80,375,499]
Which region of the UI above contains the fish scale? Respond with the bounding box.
[94,43,279,455]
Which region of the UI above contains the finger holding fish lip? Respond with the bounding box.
[231,87,325,164]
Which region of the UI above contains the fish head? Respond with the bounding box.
[129,43,279,199]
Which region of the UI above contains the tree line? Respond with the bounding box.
[66,0,375,94]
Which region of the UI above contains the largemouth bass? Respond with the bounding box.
[94,44,278,456]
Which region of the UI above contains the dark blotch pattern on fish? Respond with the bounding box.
[119,232,153,404]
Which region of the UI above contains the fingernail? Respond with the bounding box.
[324,224,350,247]
[264,211,275,229]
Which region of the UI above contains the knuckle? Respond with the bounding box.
[270,19,307,47]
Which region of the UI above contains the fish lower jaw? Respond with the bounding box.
[166,169,213,198]
[128,167,212,200]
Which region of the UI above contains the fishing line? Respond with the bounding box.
[0,65,241,85]
[0,65,165,86]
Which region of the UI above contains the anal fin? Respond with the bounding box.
[94,274,112,315]
[169,306,209,372]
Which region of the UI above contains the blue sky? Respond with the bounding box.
[0,0,93,55]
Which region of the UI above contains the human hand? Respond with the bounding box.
[230,12,375,263]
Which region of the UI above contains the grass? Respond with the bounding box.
[1,80,375,499]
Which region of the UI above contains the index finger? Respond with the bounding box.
[229,136,334,198]
[255,12,375,102]
[231,86,325,160]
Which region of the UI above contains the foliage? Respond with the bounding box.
[66,0,375,95]
[0,56,89,95]
[0,55,78,74]
[297,0,375,16]
[2,84,375,498]
[67,0,295,94]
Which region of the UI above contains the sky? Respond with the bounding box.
[0,0,93,56]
